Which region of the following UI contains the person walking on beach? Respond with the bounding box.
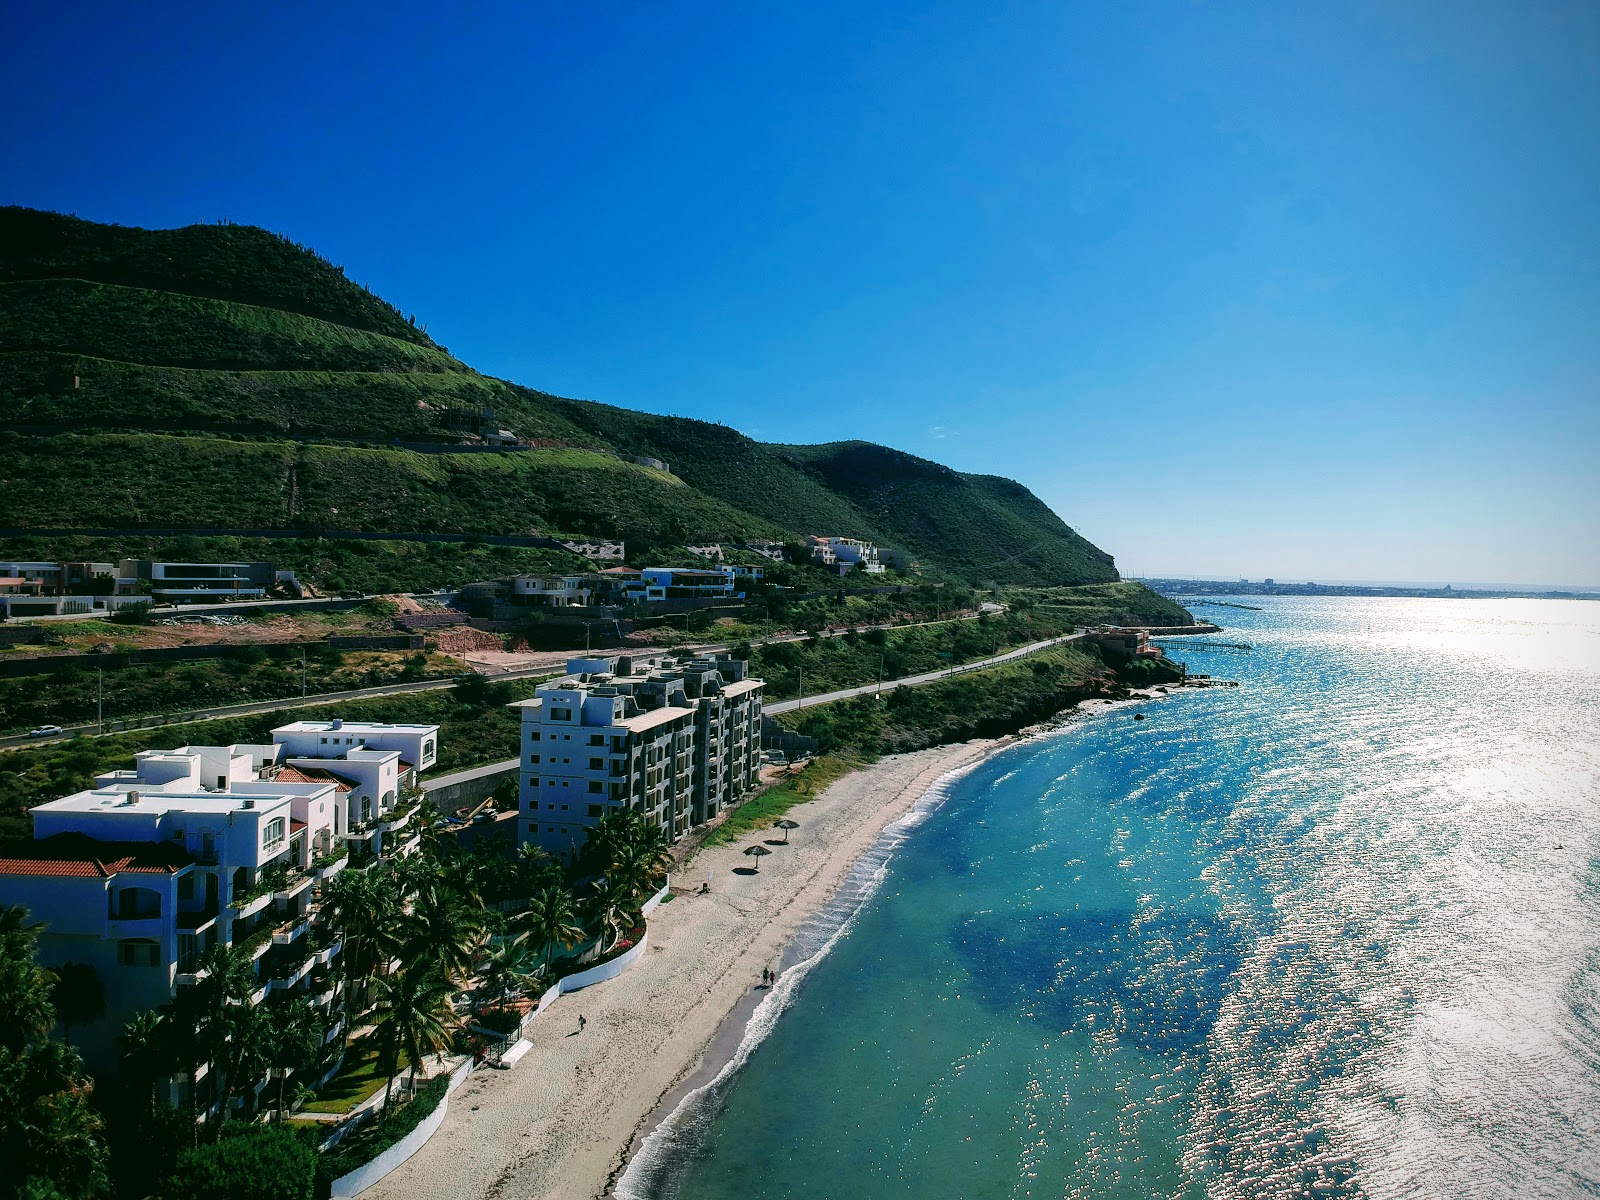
[578,1014,587,1033]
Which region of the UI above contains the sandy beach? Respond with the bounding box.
[367,739,1005,1200]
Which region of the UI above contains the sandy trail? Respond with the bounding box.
[367,740,1001,1200]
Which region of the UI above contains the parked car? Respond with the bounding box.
[28,725,64,738]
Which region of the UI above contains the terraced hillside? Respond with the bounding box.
[0,207,1121,587]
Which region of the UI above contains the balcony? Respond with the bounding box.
[176,904,220,933]
[271,915,312,945]
[229,888,273,919]
[108,915,165,939]
[377,807,414,834]
[322,1018,346,1046]
[273,869,314,902]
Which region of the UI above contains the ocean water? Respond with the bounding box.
[621,598,1600,1200]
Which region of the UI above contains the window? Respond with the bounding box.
[589,758,603,770]
[528,776,539,787]
[530,754,541,764]
[589,734,604,746]
[588,782,603,793]
[588,804,603,817]
[530,732,541,742]
[561,804,569,811]
[263,816,286,851]
[552,708,572,722]
[320,737,328,744]
[118,940,160,967]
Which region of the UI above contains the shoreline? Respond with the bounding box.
[365,739,1007,1200]
[367,687,1177,1200]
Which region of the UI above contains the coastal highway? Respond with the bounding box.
[1,610,1006,751]
[763,631,1084,714]
[421,631,1086,795]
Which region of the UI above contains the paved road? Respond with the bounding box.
[764,632,1084,714]
[439,631,1087,784]
[0,609,1017,752]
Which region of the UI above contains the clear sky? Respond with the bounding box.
[4,2,1597,587]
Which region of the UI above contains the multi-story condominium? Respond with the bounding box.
[0,719,440,1097]
[513,655,764,856]
[270,718,437,861]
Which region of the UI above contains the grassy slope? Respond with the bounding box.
[0,208,1123,586]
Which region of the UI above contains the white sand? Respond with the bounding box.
[367,740,1002,1200]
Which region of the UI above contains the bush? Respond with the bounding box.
[107,601,152,625]
[316,1073,451,1186]
[166,1124,317,1200]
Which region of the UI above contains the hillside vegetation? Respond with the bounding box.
[0,207,1123,588]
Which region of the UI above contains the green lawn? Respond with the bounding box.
[698,754,863,849]
[297,1041,390,1115]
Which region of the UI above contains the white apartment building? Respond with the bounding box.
[0,747,346,1086]
[809,536,885,575]
[270,718,437,862]
[513,654,764,856]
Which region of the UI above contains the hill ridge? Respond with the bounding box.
[0,207,1118,586]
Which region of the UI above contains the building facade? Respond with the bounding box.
[0,719,439,1097]
[513,654,764,856]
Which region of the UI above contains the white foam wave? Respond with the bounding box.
[612,758,986,1200]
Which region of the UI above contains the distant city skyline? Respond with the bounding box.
[4,2,1595,586]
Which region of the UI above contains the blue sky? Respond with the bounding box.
[4,2,1597,586]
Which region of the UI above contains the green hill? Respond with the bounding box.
[0,207,1122,587]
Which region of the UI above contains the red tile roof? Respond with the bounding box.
[0,833,194,878]
[275,765,357,793]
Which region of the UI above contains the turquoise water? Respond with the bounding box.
[622,598,1600,1200]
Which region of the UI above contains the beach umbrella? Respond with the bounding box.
[773,819,800,844]
[743,845,772,871]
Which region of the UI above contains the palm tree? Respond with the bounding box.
[474,940,539,1014]
[582,875,637,955]
[263,998,321,1121]
[117,1010,168,1117]
[52,961,105,1047]
[372,966,459,1119]
[321,868,405,1032]
[516,885,585,974]
[404,880,483,986]
[611,836,671,907]
[194,943,261,1129]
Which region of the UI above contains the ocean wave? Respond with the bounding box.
[613,758,988,1200]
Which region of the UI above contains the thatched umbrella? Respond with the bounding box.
[773,819,800,844]
[743,844,772,871]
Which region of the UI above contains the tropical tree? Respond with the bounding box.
[371,967,459,1119]
[474,940,539,1014]
[403,880,483,986]
[52,962,105,1048]
[320,868,404,1032]
[116,1010,168,1117]
[582,875,638,955]
[611,835,672,907]
[194,943,263,1130]
[262,999,321,1122]
[0,904,110,1199]
[516,885,585,974]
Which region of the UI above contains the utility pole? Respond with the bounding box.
[798,666,804,709]
[96,668,104,732]
[877,654,884,696]
[300,650,307,699]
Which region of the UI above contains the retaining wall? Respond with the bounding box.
[328,1057,473,1198]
